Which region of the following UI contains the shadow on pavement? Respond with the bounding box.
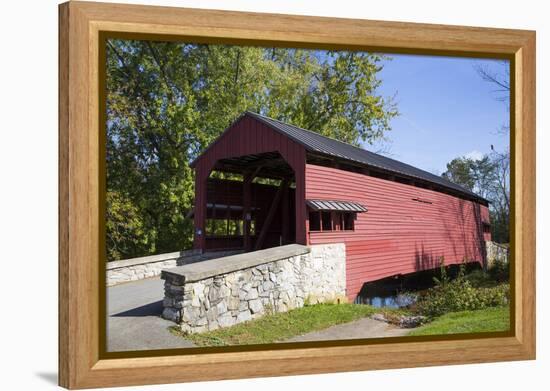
[112,300,163,317]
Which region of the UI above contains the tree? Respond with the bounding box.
[442,157,477,191]
[474,60,511,243]
[441,152,509,243]
[487,150,510,243]
[474,62,510,102]
[105,40,399,260]
[442,156,497,198]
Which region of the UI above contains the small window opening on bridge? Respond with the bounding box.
[321,211,332,231]
[309,211,356,232]
[309,211,321,231]
[412,197,432,204]
[342,212,355,231]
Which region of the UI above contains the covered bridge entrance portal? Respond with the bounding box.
[190,113,309,252]
[190,151,298,252]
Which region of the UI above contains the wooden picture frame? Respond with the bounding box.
[59,1,536,388]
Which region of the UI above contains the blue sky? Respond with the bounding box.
[368,54,510,175]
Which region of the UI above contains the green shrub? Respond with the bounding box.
[464,269,488,286]
[464,269,495,288]
[461,258,509,288]
[414,258,509,318]
[488,258,510,283]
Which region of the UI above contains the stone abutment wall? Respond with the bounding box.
[161,244,346,333]
[106,249,240,286]
[485,241,509,267]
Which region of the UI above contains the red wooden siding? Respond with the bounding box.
[305,164,490,300]
[193,116,307,249]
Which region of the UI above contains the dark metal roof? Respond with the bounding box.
[307,199,368,213]
[245,112,487,203]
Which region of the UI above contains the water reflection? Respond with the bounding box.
[356,293,416,308]
[355,267,458,308]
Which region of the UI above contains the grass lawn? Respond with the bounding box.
[170,303,380,346]
[408,306,510,336]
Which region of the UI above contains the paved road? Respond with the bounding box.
[107,277,410,350]
[286,317,410,342]
[107,277,195,352]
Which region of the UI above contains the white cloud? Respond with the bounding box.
[464,150,484,161]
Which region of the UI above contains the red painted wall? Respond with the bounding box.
[305,164,490,300]
[192,116,307,249]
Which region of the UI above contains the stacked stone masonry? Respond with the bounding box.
[161,244,346,333]
[485,241,509,267]
[106,249,240,286]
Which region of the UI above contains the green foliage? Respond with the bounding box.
[408,306,510,336]
[441,151,510,243]
[490,210,509,244]
[463,269,496,288]
[106,190,155,260]
[414,259,509,318]
[488,258,510,283]
[463,260,509,288]
[106,40,398,260]
[442,155,497,198]
[441,157,478,191]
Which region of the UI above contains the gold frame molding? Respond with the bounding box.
[59,1,536,389]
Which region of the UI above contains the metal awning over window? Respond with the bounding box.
[306,199,368,213]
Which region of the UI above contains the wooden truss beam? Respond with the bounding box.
[243,166,263,251]
[254,179,289,250]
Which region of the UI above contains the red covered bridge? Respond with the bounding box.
[189,112,491,300]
